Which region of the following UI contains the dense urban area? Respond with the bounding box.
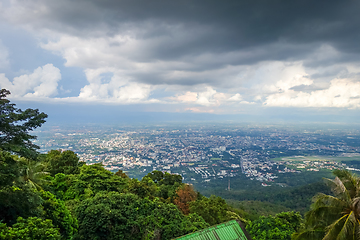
[35,123,360,185]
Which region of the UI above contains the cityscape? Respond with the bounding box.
[34,124,360,185]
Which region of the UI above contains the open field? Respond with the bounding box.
[272,155,360,162]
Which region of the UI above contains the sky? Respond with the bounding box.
[1,0,360,124]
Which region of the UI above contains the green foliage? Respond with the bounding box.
[0,89,47,159]
[0,217,61,240]
[196,171,332,214]
[144,171,183,201]
[189,195,240,226]
[17,158,49,190]
[246,211,302,240]
[77,164,128,193]
[0,185,42,225]
[145,170,182,186]
[52,164,128,201]
[45,150,82,177]
[185,213,210,230]
[48,173,68,200]
[128,177,159,198]
[38,191,78,240]
[74,192,205,240]
[227,199,291,221]
[0,150,18,187]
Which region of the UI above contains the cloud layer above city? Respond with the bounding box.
[1,0,360,116]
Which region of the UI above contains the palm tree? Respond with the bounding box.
[17,157,49,190]
[293,169,360,240]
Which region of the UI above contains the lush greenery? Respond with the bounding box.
[0,149,241,239]
[246,212,302,240]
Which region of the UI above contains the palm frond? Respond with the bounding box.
[323,213,349,240]
[292,228,325,240]
[311,193,347,209]
[306,206,343,228]
[333,170,359,199]
[335,211,357,240]
[324,177,352,203]
[16,157,49,190]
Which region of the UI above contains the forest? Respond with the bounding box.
[1,88,360,240]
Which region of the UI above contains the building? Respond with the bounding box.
[174,220,252,240]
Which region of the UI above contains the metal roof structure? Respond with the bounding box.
[174,220,252,240]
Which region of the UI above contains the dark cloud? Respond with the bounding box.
[8,0,360,61]
[290,84,327,93]
[309,66,349,80]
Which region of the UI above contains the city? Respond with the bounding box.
[34,124,360,185]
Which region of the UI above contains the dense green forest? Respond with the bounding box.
[1,88,360,240]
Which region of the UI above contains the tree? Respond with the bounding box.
[0,186,43,225]
[44,150,82,176]
[0,150,18,187]
[38,190,78,240]
[144,171,183,201]
[189,195,241,226]
[174,184,197,215]
[55,164,129,201]
[18,157,49,190]
[0,217,61,240]
[245,211,302,240]
[145,170,182,186]
[0,150,43,225]
[293,170,360,240]
[74,192,203,240]
[0,89,47,159]
[128,176,159,199]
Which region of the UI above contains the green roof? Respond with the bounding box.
[174,220,252,240]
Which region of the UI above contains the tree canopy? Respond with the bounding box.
[246,211,302,240]
[0,89,47,159]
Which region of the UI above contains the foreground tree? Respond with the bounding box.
[0,150,43,224]
[0,217,61,240]
[44,150,82,176]
[0,89,47,159]
[246,211,302,240]
[293,170,360,240]
[189,195,242,226]
[18,157,49,190]
[74,192,207,240]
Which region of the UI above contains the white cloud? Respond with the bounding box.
[228,93,242,102]
[0,64,61,98]
[265,78,360,108]
[172,87,246,106]
[175,91,198,102]
[78,82,154,103]
[77,68,155,103]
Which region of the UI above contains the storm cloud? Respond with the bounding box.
[1,0,360,112]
